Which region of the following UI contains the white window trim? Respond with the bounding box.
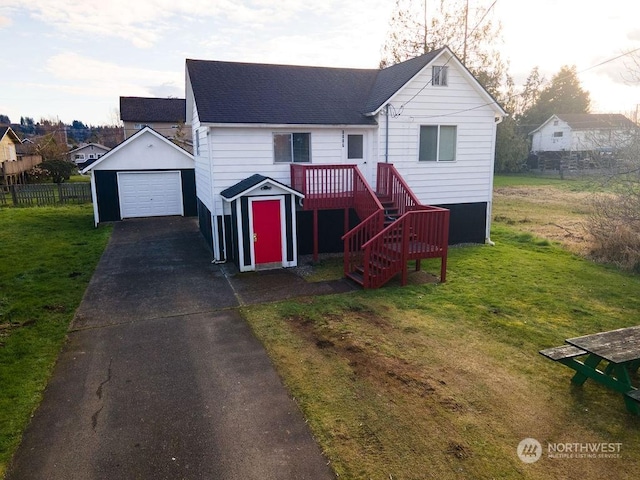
[418,125,458,163]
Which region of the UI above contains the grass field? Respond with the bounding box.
[243,176,640,479]
[0,205,111,476]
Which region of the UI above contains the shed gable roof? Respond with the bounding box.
[120,97,186,123]
[220,174,303,202]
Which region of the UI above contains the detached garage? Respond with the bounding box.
[82,127,196,226]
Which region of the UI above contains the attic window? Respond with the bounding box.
[553,120,559,126]
[273,133,311,163]
[432,66,448,86]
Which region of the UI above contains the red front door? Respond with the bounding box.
[252,199,282,264]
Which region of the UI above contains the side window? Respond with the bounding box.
[419,125,457,162]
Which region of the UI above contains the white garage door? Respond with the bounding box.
[117,171,183,219]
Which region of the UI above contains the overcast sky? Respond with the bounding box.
[1,0,640,126]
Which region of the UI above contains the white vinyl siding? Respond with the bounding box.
[377,51,497,205]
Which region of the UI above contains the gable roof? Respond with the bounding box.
[81,126,192,173]
[220,174,303,202]
[186,46,504,127]
[531,113,638,135]
[363,49,444,114]
[556,113,637,130]
[68,143,110,154]
[187,60,379,125]
[120,97,186,123]
[0,126,20,144]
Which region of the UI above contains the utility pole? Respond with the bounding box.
[462,0,469,65]
[423,0,428,54]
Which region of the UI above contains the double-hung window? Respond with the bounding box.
[419,125,457,162]
[273,133,311,163]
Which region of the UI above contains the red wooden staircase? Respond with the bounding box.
[291,163,449,289]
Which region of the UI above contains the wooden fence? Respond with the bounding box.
[0,183,92,206]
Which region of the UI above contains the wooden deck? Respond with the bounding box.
[291,162,449,289]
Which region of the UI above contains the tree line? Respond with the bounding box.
[381,0,593,173]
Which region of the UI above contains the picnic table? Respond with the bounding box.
[540,325,640,415]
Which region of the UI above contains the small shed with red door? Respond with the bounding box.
[220,174,304,272]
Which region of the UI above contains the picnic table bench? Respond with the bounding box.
[540,325,640,415]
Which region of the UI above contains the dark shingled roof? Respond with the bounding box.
[0,126,20,143]
[220,174,268,199]
[186,49,446,126]
[556,113,638,130]
[120,97,186,123]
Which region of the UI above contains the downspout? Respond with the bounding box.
[207,127,226,263]
[486,114,504,246]
[385,104,390,163]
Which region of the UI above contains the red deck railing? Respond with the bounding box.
[291,162,449,288]
[360,207,450,288]
[377,162,420,216]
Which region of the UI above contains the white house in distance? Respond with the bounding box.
[68,143,111,166]
[530,113,638,157]
[186,46,505,286]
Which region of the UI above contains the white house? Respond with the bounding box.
[530,113,638,155]
[186,47,505,286]
[68,143,111,166]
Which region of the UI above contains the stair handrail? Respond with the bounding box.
[360,207,450,288]
[377,163,421,216]
[341,209,384,281]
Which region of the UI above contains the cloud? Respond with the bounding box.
[0,15,12,28]
[45,52,182,97]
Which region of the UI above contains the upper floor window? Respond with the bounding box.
[432,66,448,86]
[553,131,563,137]
[74,154,85,160]
[419,125,457,162]
[273,133,311,163]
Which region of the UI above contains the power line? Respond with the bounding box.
[402,46,640,122]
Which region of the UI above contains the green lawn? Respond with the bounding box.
[0,205,111,476]
[243,182,640,479]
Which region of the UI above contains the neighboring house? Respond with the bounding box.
[529,114,638,168]
[1,126,42,187]
[186,46,505,286]
[81,126,196,226]
[120,97,192,149]
[0,126,19,163]
[68,143,111,166]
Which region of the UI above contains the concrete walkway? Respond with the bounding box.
[7,217,337,480]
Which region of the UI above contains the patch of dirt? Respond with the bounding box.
[285,311,450,406]
[446,441,472,459]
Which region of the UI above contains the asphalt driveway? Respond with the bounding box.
[7,217,335,480]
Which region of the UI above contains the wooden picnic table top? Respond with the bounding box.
[566,325,640,364]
